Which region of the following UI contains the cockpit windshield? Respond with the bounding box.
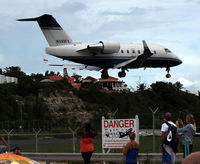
[164,48,172,53]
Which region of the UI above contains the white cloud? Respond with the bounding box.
[176,77,199,88]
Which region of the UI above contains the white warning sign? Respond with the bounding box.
[102,117,139,149]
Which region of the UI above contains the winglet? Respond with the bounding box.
[142,40,152,55]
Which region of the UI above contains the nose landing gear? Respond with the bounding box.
[166,67,171,78]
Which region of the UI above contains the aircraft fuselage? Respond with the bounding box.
[46,43,182,69]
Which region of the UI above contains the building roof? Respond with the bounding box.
[84,76,97,80]
[40,79,54,83]
[98,76,123,83]
[47,76,63,81]
[99,76,118,81]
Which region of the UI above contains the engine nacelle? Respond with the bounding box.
[99,41,120,54]
[87,41,120,54]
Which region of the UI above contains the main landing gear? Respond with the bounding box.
[118,68,126,78]
[101,68,127,79]
[166,67,171,78]
[101,68,109,79]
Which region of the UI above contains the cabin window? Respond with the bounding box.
[132,50,135,53]
[121,50,124,53]
[154,51,156,54]
[138,50,140,54]
[164,48,172,53]
[127,50,129,53]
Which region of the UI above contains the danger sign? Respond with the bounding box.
[104,119,134,128]
[102,117,139,149]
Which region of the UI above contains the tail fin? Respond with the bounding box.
[17,14,73,46]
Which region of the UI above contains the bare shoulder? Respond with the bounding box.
[125,142,132,148]
[131,141,139,148]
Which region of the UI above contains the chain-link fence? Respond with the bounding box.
[1,131,200,154]
[0,111,200,153]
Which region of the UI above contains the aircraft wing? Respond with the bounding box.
[113,57,137,69]
[133,40,153,67]
[42,55,101,71]
[114,40,153,69]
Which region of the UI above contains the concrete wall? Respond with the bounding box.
[0,74,18,84]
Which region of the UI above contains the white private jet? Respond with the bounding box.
[18,14,182,79]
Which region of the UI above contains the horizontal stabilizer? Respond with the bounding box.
[42,55,100,71]
[17,17,38,21]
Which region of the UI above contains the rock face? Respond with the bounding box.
[40,90,93,124]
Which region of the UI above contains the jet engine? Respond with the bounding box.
[88,41,120,54]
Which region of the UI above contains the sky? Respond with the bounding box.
[0,0,200,92]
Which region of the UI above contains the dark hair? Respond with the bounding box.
[129,132,135,140]
[12,146,20,151]
[85,123,91,131]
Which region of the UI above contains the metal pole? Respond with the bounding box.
[69,127,79,153]
[20,107,22,123]
[149,107,159,153]
[3,129,13,152]
[33,129,41,153]
[16,100,23,129]
[102,116,106,164]
[135,115,139,144]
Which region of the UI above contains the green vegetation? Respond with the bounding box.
[0,66,200,131]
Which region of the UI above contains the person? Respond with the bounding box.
[161,112,178,164]
[12,146,21,155]
[77,123,97,164]
[181,152,200,164]
[123,131,139,164]
[176,114,196,158]
[0,136,8,153]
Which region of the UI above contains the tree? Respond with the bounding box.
[173,81,184,90]
[3,66,25,78]
[45,70,49,76]
[30,73,45,81]
[136,83,147,91]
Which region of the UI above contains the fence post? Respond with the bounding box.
[33,129,41,153]
[69,127,79,153]
[3,129,13,152]
[135,115,139,144]
[150,107,159,153]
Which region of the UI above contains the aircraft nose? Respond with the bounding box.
[177,57,182,65]
[173,54,182,66]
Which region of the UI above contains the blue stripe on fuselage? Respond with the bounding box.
[58,56,181,68]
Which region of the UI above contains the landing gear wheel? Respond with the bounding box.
[166,73,171,78]
[118,71,126,78]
